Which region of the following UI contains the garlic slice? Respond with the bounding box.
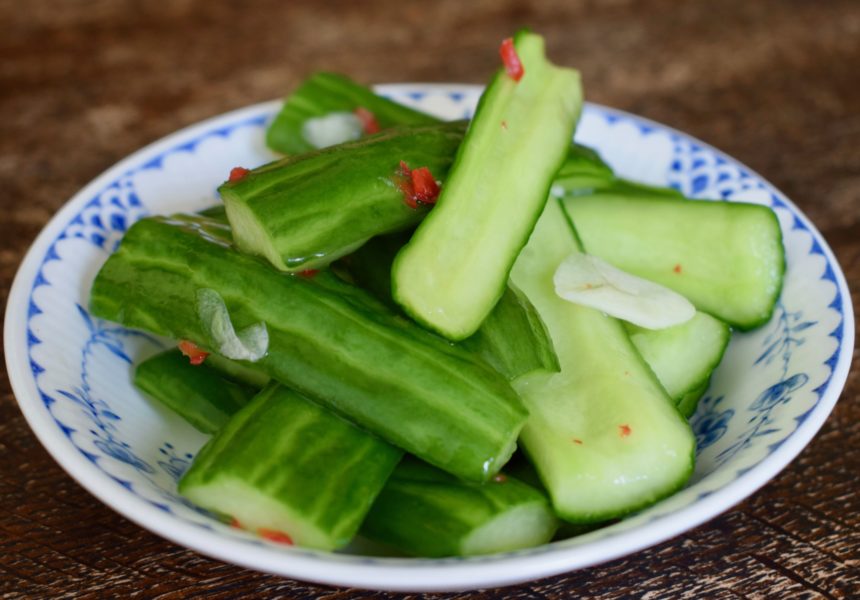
[553,253,695,329]
[301,112,364,149]
[196,288,268,362]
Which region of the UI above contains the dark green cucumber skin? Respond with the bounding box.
[220,122,466,272]
[179,384,403,550]
[563,194,785,330]
[391,31,583,340]
[459,284,559,380]
[134,349,257,434]
[266,72,440,154]
[196,205,230,221]
[90,216,526,482]
[346,232,559,380]
[340,230,411,311]
[553,164,685,200]
[551,144,614,194]
[205,353,271,389]
[360,456,554,557]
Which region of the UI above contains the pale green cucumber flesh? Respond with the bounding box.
[626,312,731,402]
[361,457,557,557]
[90,216,526,482]
[510,198,695,522]
[179,385,402,550]
[392,31,583,340]
[563,193,785,330]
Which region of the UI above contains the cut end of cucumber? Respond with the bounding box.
[483,435,521,482]
[179,477,340,551]
[222,192,288,271]
[626,311,731,402]
[461,501,558,556]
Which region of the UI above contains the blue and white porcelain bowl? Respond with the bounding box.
[4,84,853,592]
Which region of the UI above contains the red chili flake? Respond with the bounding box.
[178,340,209,365]
[230,517,242,529]
[354,106,380,135]
[258,528,294,545]
[619,424,632,438]
[410,167,440,204]
[673,263,683,274]
[499,37,524,82]
[393,161,440,209]
[228,166,251,183]
[493,473,508,483]
[297,269,319,279]
[572,438,584,445]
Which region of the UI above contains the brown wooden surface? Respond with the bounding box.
[1,0,858,597]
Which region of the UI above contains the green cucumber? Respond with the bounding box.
[502,453,604,539]
[677,381,710,419]
[346,232,559,380]
[361,457,557,557]
[510,198,695,522]
[90,216,526,482]
[134,349,257,434]
[562,193,785,330]
[552,165,685,200]
[266,72,439,154]
[460,284,559,380]
[340,230,411,310]
[196,204,230,221]
[550,143,615,194]
[205,353,271,389]
[179,384,402,550]
[392,31,583,340]
[220,122,466,272]
[625,312,730,409]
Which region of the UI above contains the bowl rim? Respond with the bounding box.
[4,85,854,592]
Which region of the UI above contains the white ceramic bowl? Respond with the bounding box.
[4,84,853,592]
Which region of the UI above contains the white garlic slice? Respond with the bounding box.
[553,253,696,329]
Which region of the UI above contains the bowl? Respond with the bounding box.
[4,84,853,592]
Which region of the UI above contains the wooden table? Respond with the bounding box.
[1,0,857,597]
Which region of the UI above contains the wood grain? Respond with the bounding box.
[1,0,858,597]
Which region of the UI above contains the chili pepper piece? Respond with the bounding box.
[499,38,524,82]
[178,339,209,365]
[354,106,380,134]
[258,528,294,545]
[229,167,251,183]
[410,167,440,204]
